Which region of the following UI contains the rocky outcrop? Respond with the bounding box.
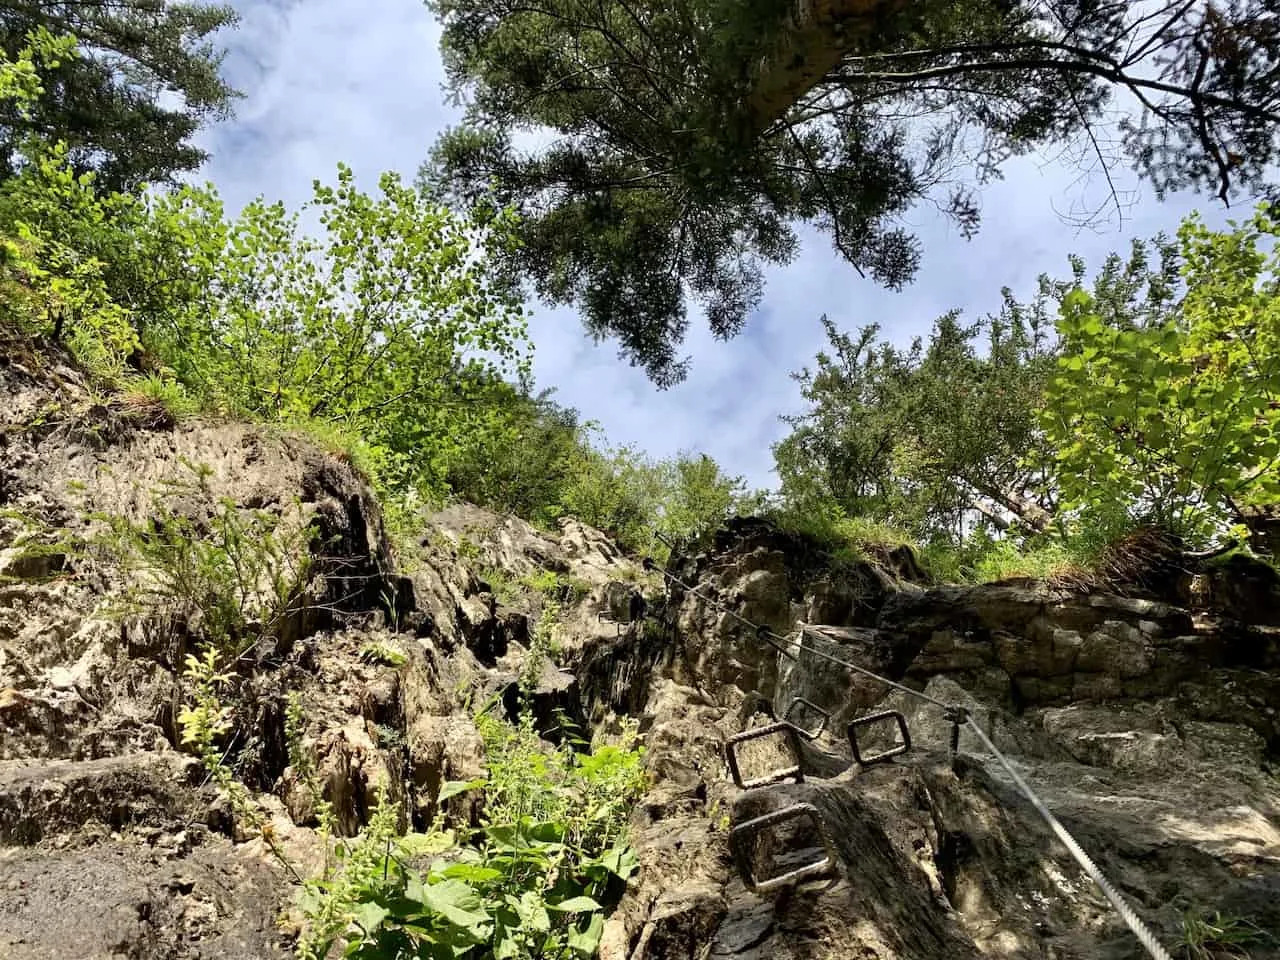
[2,346,1278,959]
[0,346,667,955]
[601,524,1280,960]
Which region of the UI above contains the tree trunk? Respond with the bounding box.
[969,498,1013,532]
[1238,503,1280,557]
[996,488,1053,533]
[963,477,1053,534]
[746,0,905,133]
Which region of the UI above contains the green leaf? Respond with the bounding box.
[420,878,491,934]
[351,899,390,934]
[516,890,551,933]
[568,914,606,957]
[435,862,505,885]
[398,830,456,858]
[438,778,486,803]
[547,895,602,913]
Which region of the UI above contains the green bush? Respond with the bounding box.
[297,708,645,959]
[1044,208,1280,547]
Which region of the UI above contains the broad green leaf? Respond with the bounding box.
[351,900,390,934]
[438,778,487,803]
[568,914,606,957]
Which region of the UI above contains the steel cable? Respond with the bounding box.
[646,557,1175,960]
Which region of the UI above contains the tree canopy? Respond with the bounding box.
[0,1,239,191]
[1045,207,1280,545]
[773,202,1280,554]
[774,302,1057,543]
[426,0,1280,385]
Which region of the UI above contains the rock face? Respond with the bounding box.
[605,523,1280,960]
[2,346,1278,959]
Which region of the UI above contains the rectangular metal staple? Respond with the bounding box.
[725,721,805,790]
[783,696,830,739]
[730,802,837,893]
[847,709,912,767]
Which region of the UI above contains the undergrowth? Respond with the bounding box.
[175,575,641,960]
[1177,909,1272,959]
[93,461,317,654]
[290,694,644,959]
[178,631,646,960]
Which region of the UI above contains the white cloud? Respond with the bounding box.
[198,0,1244,492]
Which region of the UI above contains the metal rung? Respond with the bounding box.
[848,710,912,767]
[783,696,830,739]
[725,721,805,790]
[730,802,837,893]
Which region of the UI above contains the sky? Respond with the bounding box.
[196,0,1242,491]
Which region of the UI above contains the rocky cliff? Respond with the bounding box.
[1,343,1278,959]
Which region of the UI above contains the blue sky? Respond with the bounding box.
[196,0,1240,491]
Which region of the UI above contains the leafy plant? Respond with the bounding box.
[359,641,408,669]
[774,307,1056,544]
[1044,206,1280,547]
[520,570,590,607]
[178,648,301,881]
[121,373,200,423]
[135,165,528,501]
[518,598,562,698]
[95,462,316,653]
[297,706,645,959]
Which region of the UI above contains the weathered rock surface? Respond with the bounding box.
[601,524,1280,960]
[3,347,1279,959]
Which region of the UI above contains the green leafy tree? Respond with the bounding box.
[0,1,239,191]
[443,378,759,554]
[774,304,1056,542]
[557,441,665,549]
[1045,204,1280,546]
[0,34,144,372]
[133,165,530,497]
[654,452,762,550]
[426,0,1280,385]
[444,380,594,523]
[1,131,529,500]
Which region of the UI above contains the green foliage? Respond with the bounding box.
[444,381,758,557]
[177,647,235,771]
[520,570,590,607]
[95,463,316,654]
[359,641,409,669]
[286,693,337,837]
[1177,909,1272,960]
[178,648,301,879]
[0,28,75,108]
[519,599,561,697]
[298,708,645,959]
[122,373,200,422]
[767,501,918,569]
[920,532,1087,585]
[0,2,240,191]
[443,382,589,521]
[556,443,663,553]
[1045,205,1280,546]
[0,127,532,502]
[775,307,1056,543]
[0,505,81,583]
[427,0,1280,384]
[0,144,145,380]
[556,443,759,559]
[135,165,528,499]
